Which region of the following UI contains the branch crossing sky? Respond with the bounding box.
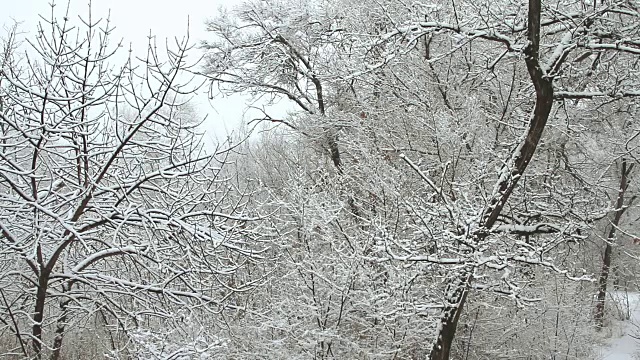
[2,0,287,146]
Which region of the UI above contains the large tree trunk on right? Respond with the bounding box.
[594,159,633,329]
[429,0,554,358]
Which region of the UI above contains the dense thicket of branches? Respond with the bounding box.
[201,0,640,358]
[0,5,268,359]
[2,0,640,358]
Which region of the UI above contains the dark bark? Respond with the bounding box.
[51,312,67,360]
[594,159,633,329]
[32,270,50,359]
[429,271,471,360]
[481,0,553,228]
[328,136,342,169]
[429,0,554,358]
[273,34,341,170]
[50,285,71,360]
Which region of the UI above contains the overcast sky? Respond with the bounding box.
[2,0,286,145]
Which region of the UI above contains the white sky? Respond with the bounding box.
[2,0,288,146]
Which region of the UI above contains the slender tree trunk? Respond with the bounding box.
[595,159,633,329]
[51,293,71,360]
[32,270,50,359]
[429,271,471,360]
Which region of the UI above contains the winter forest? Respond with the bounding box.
[1,0,640,358]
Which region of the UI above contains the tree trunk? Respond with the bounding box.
[595,159,633,329]
[32,270,50,359]
[429,0,554,358]
[327,134,342,169]
[429,271,471,360]
[50,293,71,360]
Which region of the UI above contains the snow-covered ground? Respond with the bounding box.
[598,292,640,360]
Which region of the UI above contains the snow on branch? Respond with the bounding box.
[491,223,562,235]
[71,245,148,273]
[554,90,640,99]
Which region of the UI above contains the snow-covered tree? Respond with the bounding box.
[0,5,267,359]
[202,0,640,359]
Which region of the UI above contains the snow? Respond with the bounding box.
[598,292,640,359]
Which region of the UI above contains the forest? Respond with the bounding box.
[1,0,640,358]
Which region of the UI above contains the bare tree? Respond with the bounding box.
[0,5,265,359]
